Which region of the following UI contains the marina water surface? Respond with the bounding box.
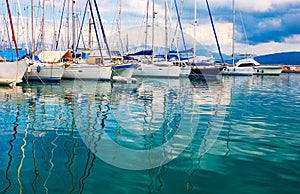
[0,74,300,194]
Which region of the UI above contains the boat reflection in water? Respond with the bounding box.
[0,77,232,193]
[75,77,231,171]
[0,81,113,193]
[76,78,197,170]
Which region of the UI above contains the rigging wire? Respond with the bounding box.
[56,0,66,50]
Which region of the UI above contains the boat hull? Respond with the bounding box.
[25,62,65,81]
[0,60,28,84]
[189,65,222,78]
[221,66,253,76]
[112,64,136,78]
[253,66,283,75]
[63,64,112,81]
[133,63,181,78]
[224,58,283,76]
[180,66,191,77]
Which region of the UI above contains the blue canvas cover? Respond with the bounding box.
[0,49,27,61]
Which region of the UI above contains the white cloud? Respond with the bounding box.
[249,42,300,55]
[258,18,282,29]
[184,22,233,53]
[183,20,300,56]
[285,34,300,44]
[4,0,299,56]
[234,34,300,56]
[203,0,299,12]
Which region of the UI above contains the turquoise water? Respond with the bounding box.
[0,74,299,193]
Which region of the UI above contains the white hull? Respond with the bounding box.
[253,66,283,75]
[221,58,283,76]
[180,66,191,77]
[63,64,112,81]
[0,60,28,84]
[221,66,253,76]
[25,62,65,81]
[112,64,136,78]
[133,62,181,78]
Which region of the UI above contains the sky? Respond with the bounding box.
[3,0,300,56]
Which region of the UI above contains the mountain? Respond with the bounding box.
[210,51,300,65]
[254,52,300,65]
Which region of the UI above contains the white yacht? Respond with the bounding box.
[221,58,283,76]
[221,0,282,77]
[238,58,283,75]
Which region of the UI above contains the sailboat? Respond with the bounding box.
[189,0,223,79]
[87,49,136,79]
[110,0,137,79]
[168,49,192,77]
[24,0,65,82]
[63,54,112,81]
[221,0,282,76]
[62,0,112,81]
[165,0,191,77]
[132,0,181,78]
[0,0,28,85]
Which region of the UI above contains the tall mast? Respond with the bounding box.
[0,4,3,50]
[151,0,155,62]
[164,0,168,61]
[117,0,125,54]
[52,0,57,50]
[26,5,29,51]
[93,0,111,59]
[119,0,122,51]
[16,0,29,53]
[88,12,92,50]
[67,0,70,49]
[6,0,18,57]
[193,0,197,57]
[126,33,128,54]
[232,0,235,65]
[41,0,45,51]
[31,0,35,58]
[72,0,76,51]
[145,0,149,49]
[205,0,224,63]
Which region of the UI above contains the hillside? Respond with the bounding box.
[254,52,300,65]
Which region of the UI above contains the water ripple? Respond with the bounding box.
[0,75,300,193]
